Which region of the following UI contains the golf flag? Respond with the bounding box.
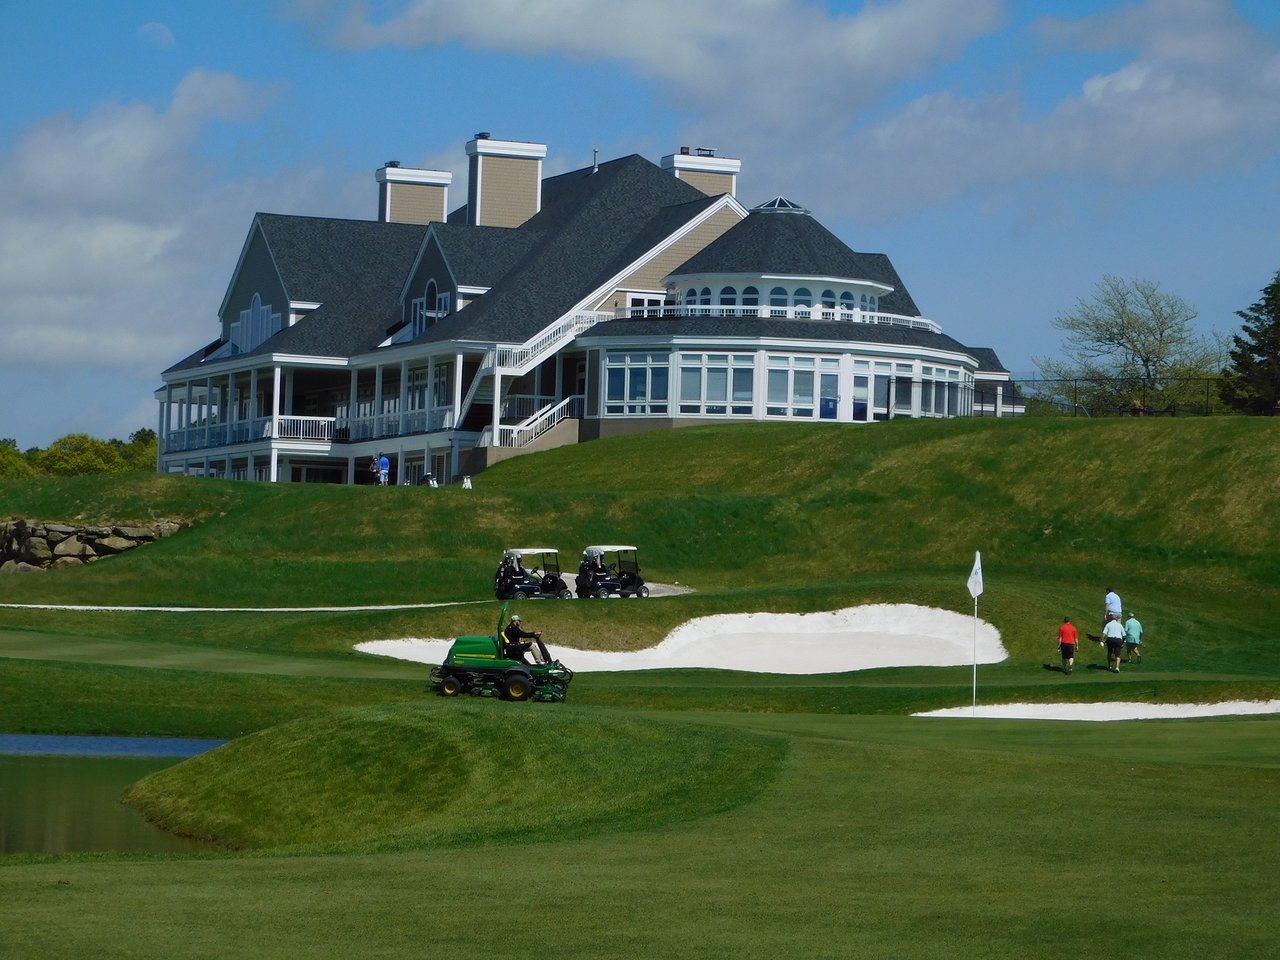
[967,551,983,599]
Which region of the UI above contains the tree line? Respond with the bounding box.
[0,430,158,480]
[1033,268,1280,416]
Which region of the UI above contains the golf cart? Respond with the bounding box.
[575,545,648,598]
[430,603,574,702]
[494,548,574,601]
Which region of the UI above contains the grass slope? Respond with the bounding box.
[2,418,1279,958]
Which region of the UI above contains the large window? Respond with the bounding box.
[606,352,669,415]
[766,355,815,418]
[679,353,753,416]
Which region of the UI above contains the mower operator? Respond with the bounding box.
[502,614,551,664]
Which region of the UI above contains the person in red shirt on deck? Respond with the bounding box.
[1057,617,1079,675]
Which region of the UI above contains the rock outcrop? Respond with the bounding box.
[0,518,186,573]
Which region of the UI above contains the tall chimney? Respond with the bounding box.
[661,148,741,198]
[376,164,453,224]
[464,135,548,228]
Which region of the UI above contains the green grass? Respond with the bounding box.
[2,417,1279,958]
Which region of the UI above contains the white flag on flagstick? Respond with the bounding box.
[967,551,983,599]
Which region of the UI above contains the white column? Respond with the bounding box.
[374,364,384,435]
[427,360,436,428]
[453,353,464,425]
[227,373,238,442]
[271,365,282,441]
[995,384,1005,418]
[205,376,213,447]
[911,376,923,419]
[491,370,502,443]
[249,370,259,436]
[399,359,409,434]
[270,448,279,483]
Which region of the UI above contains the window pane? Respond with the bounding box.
[742,286,759,306]
[794,288,812,307]
[628,368,647,401]
[821,290,836,308]
[793,370,814,404]
[768,369,789,404]
[607,368,625,401]
[732,367,753,403]
[719,286,737,305]
[770,287,788,307]
[680,367,702,402]
[707,367,728,402]
[651,367,668,401]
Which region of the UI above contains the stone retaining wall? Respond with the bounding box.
[0,518,186,573]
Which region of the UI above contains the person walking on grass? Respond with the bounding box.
[1057,616,1079,675]
[1124,612,1144,663]
[1104,586,1122,630]
[377,452,390,486]
[1103,614,1126,673]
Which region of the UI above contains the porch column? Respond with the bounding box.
[491,370,502,443]
[269,448,279,483]
[271,365,282,440]
[249,370,259,437]
[453,352,464,425]
[995,384,1005,418]
[374,364,384,436]
[399,359,409,434]
[227,372,238,443]
[156,391,166,471]
[346,455,356,485]
[348,368,359,425]
[205,376,213,447]
[184,381,194,443]
[427,360,436,428]
[911,376,923,419]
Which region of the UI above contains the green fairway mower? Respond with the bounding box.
[430,603,574,702]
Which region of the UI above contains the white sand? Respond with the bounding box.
[358,602,1280,723]
[357,603,1004,675]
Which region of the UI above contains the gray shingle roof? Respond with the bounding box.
[166,214,425,373]
[416,155,716,344]
[669,204,922,318]
[427,222,539,290]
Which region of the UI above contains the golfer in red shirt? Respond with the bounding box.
[1057,617,1079,675]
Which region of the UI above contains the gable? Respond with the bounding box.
[219,223,288,343]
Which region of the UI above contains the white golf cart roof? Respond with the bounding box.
[584,545,639,553]
[504,548,559,555]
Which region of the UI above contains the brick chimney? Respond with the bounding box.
[465,134,548,228]
[661,146,741,197]
[375,162,453,224]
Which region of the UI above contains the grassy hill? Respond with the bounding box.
[2,417,1278,959]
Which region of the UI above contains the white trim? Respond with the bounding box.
[376,167,453,186]
[661,153,741,175]
[465,138,548,160]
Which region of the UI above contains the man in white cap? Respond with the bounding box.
[501,613,549,664]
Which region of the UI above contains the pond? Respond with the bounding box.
[0,734,226,856]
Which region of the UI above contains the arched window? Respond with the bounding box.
[742,286,760,307]
[821,290,836,308]
[770,286,788,307]
[425,280,438,311]
[840,292,855,313]
[685,288,698,307]
[700,287,712,306]
[869,295,878,311]
[719,286,737,306]
[794,288,812,307]
[860,294,869,309]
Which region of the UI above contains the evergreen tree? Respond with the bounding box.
[1220,270,1280,416]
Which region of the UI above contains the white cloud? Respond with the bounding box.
[302,0,1280,222]
[0,70,348,380]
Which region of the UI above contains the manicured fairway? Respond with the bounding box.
[3,709,1277,960]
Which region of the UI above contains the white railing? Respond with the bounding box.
[613,303,942,334]
[273,416,336,441]
[496,395,584,447]
[492,310,610,372]
[501,393,560,419]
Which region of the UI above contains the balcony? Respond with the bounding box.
[614,303,942,334]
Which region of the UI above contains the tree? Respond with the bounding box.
[1219,270,1280,415]
[0,441,40,479]
[1035,275,1222,414]
[32,434,130,476]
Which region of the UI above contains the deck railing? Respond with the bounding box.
[613,304,942,334]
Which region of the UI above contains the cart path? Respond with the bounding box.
[0,600,490,613]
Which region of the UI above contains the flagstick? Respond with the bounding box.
[971,596,978,715]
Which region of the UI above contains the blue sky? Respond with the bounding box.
[2,0,1278,448]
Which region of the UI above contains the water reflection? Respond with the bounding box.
[1,735,225,855]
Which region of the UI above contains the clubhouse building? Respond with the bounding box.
[157,135,1018,484]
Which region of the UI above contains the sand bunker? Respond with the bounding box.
[357,603,1006,675]
[359,602,1280,722]
[915,701,1280,721]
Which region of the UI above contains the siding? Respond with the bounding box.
[678,169,733,197]
[388,183,446,224]
[475,155,540,228]
[593,206,743,309]
[221,225,289,340]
